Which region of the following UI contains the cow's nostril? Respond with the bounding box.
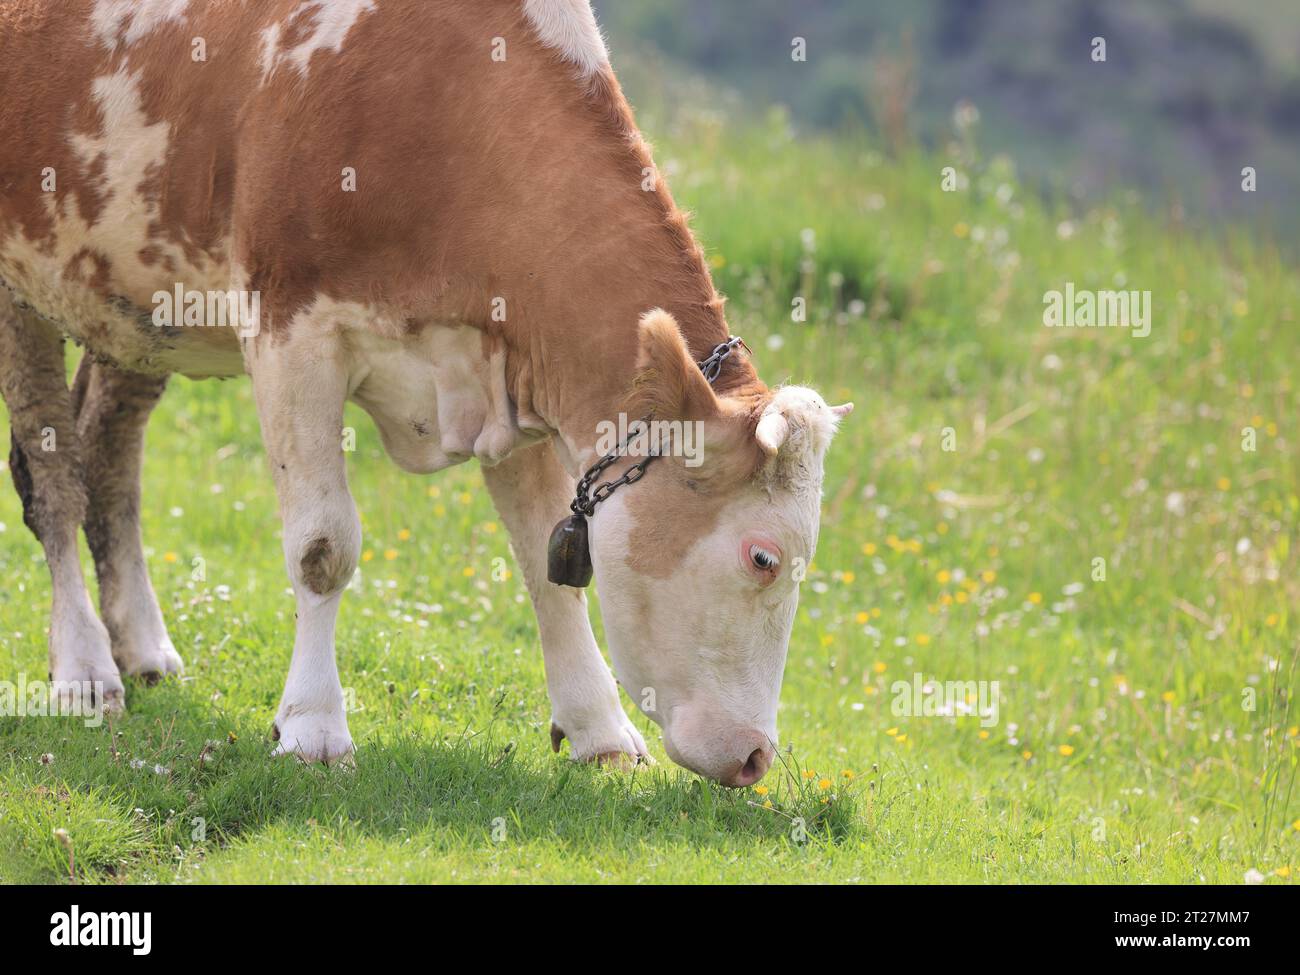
[726,746,772,788]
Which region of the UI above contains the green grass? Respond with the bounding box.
[1,108,1298,884]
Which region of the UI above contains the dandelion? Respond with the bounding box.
[462,566,475,577]
[383,549,398,561]
[1161,691,1176,704]
[802,769,817,780]
[362,550,374,563]
[885,727,899,737]
[1217,477,1231,491]
[873,661,887,674]
[842,770,855,779]
[397,528,411,541]
[762,799,773,809]
[978,730,989,740]
[457,491,473,505]
[163,551,178,563]
[842,570,856,585]
[856,611,870,624]
[1266,614,1280,627]
[1276,866,1291,878]
[895,734,907,743]
[754,785,769,796]
[1058,744,1074,757]
[427,484,441,498]
[953,222,970,239]
[955,591,969,604]
[936,569,952,584]
[1022,750,1033,761]
[862,542,877,556]
[981,569,996,584]
[871,607,882,618]
[915,633,931,646]
[818,778,831,790]
[1028,592,1043,605]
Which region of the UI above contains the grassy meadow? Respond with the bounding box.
[1,106,1297,884]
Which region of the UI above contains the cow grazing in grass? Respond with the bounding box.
[0,0,850,786]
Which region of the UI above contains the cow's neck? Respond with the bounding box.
[504,71,764,475]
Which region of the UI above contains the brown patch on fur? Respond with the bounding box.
[300,535,350,595]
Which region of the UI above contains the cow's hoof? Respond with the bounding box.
[114,636,184,682]
[271,714,355,766]
[550,714,651,766]
[50,662,126,717]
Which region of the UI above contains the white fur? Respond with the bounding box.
[91,0,192,49]
[522,0,609,77]
[259,0,377,84]
[0,68,239,378]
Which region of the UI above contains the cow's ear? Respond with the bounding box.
[628,309,721,421]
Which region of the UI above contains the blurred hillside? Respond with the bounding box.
[594,0,1300,238]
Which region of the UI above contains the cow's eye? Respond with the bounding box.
[750,545,779,572]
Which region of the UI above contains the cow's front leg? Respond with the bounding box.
[246,332,358,764]
[482,440,649,765]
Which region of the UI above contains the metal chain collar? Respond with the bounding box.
[569,335,745,518]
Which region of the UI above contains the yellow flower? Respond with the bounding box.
[981,569,996,584]
[762,799,773,809]
[936,569,952,584]
[1292,819,1300,832]
[820,633,835,647]
[1216,477,1231,491]
[1058,744,1074,757]
[1275,866,1291,878]
[1161,691,1176,704]
[953,221,970,238]
[433,504,446,517]
[862,542,878,556]
[936,522,949,535]
[163,551,178,563]
[754,784,769,796]
[461,566,475,577]
[842,570,856,585]
[873,661,887,674]
[457,491,473,505]
[361,550,374,563]
[1266,613,1280,627]
[383,548,398,561]
[709,253,727,270]
[1028,592,1043,604]
[905,538,922,553]
[1287,726,1298,738]
[940,593,953,606]
[895,734,908,743]
[871,607,882,618]
[397,528,411,541]
[1022,750,1033,761]
[427,485,441,498]
[818,777,831,790]
[914,633,931,646]
[842,770,855,779]
[885,727,899,737]
[955,590,969,604]
[855,611,870,624]
[978,730,989,740]
[802,769,816,779]
[483,521,498,534]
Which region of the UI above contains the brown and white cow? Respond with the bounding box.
[0,0,850,786]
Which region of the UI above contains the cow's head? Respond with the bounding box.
[589,310,851,787]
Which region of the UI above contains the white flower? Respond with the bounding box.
[1243,868,1265,885]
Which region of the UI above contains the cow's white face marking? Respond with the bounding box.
[523,0,609,77]
[91,0,192,49]
[259,0,378,84]
[589,386,846,786]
